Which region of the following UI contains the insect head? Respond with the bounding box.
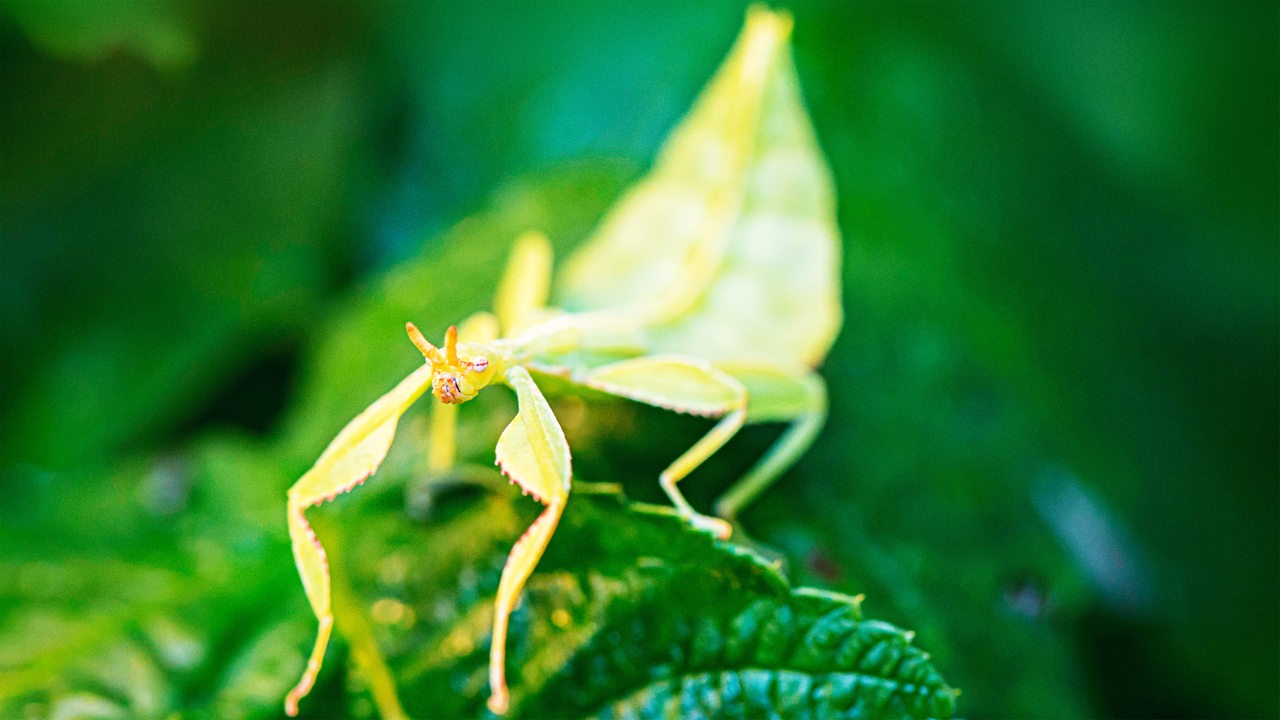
[406,323,498,404]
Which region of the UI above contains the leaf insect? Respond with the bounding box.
[284,7,840,716]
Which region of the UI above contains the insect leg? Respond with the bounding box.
[430,311,502,475]
[487,498,566,715]
[488,366,573,714]
[417,312,496,485]
[495,230,553,336]
[284,501,334,717]
[283,363,434,716]
[581,355,747,538]
[658,406,745,538]
[427,402,457,473]
[714,367,827,521]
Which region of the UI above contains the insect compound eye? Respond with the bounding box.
[471,356,489,373]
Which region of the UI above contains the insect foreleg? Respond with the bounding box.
[487,498,566,715]
[284,363,434,716]
[487,365,573,714]
[284,501,334,716]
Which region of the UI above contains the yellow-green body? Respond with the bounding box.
[284,7,841,716]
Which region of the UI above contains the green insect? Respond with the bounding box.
[284,7,840,716]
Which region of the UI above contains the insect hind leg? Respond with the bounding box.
[580,355,748,539]
[714,367,827,522]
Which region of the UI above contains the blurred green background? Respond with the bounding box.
[1,1,1276,718]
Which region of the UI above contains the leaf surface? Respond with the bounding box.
[334,485,957,719]
[0,437,308,720]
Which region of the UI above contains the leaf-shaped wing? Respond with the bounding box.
[557,7,841,367]
[0,437,317,720]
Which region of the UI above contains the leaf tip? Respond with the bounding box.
[745,4,793,33]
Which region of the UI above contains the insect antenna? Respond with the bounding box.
[406,322,444,365]
[444,325,460,365]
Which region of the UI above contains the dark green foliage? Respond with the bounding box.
[0,433,957,719]
[331,483,955,719]
[0,435,305,719]
[1,2,1275,718]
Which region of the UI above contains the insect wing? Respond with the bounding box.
[556,7,841,367]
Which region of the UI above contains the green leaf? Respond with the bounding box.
[331,480,956,719]
[0,435,305,720]
[2,0,197,70]
[0,148,953,720]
